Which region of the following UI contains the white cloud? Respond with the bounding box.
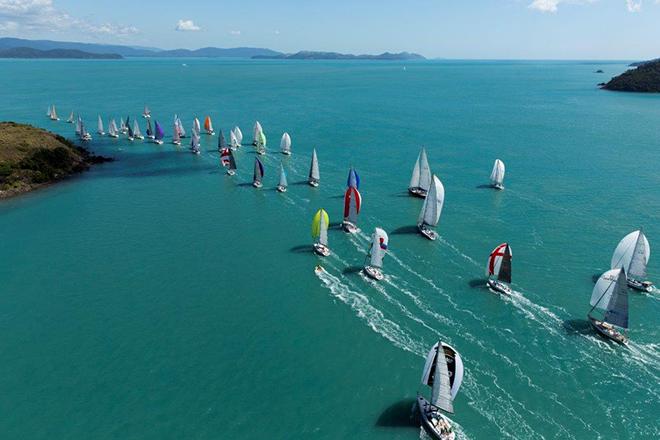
[229,30,240,36]
[175,19,200,32]
[274,30,280,35]
[529,0,644,13]
[0,0,138,36]
[529,0,561,12]
[626,0,642,11]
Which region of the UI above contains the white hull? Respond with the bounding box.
[172,141,181,146]
[487,279,512,295]
[205,131,215,136]
[226,170,236,176]
[342,221,360,234]
[153,140,164,145]
[589,317,627,345]
[492,183,504,190]
[417,396,456,440]
[364,266,384,281]
[313,243,331,257]
[419,224,438,241]
[97,131,105,136]
[257,150,266,155]
[135,135,144,140]
[253,181,263,188]
[108,134,119,138]
[308,180,319,188]
[277,185,287,193]
[128,137,134,142]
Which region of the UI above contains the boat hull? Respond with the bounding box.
[276,185,287,193]
[589,317,627,344]
[308,180,319,188]
[253,181,263,188]
[313,243,331,257]
[226,170,236,176]
[364,266,384,281]
[418,225,438,241]
[627,279,654,293]
[409,187,428,198]
[492,183,504,190]
[342,221,360,234]
[417,396,456,440]
[487,279,512,295]
[281,151,291,155]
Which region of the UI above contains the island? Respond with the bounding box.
[0,47,122,59]
[252,51,425,60]
[0,122,112,199]
[601,59,660,92]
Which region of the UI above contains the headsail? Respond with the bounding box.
[218,129,227,150]
[280,133,292,154]
[343,187,362,225]
[490,159,505,186]
[312,209,330,246]
[487,243,512,284]
[611,230,650,280]
[234,126,243,144]
[418,175,444,227]
[253,157,264,184]
[309,149,320,182]
[230,129,239,149]
[590,268,629,328]
[133,120,142,137]
[369,228,388,268]
[279,164,288,188]
[97,115,104,134]
[253,121,263,144]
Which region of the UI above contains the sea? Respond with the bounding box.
[0,58,658,439]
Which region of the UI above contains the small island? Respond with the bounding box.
[0,122,112,199]
[601,59,660,92]
[0,47,122,59]
[253,50,425,60]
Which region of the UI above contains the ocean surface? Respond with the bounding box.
[0,58,658,440]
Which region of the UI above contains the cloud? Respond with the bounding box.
[175,19,200,31]
[0,0,138,36]
[229,30,240,36]
[529,0,644,13]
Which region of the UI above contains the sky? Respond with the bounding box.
[0,0,659,59]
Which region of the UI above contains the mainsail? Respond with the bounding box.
[253,157,264,184]
[154,121,164,141]
[369,228,388,268]
[193,118,201,136]
[133,120,142,137]
[343,187,362,225]
[172,122,181,143]
[490,159,505,186]
[418,175,444,227]
[146,118,153,137]
[409,147,431,191]
[253,121,263,144]
[611,230,650,280]
[108,119,118,136]
[97,115,104,134]
[218,130,227,151]
[590,268,629,328]
[280,133,292,154]
[487,243,512,284]
[234,126,243,144]
[309,149,320,182]
[421,343,464,401]
[279,164,288,188]
[204,116,214,133]
[230,130,239,149]
[191,132,200,152]
[312,209,329,246]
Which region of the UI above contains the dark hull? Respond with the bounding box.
[589,317,627,345]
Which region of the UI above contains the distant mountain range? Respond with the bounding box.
[253,51,425,60]
[0,47,122,59]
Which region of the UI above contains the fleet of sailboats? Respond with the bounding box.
[308,148,320,187]
[409,147,432,197]
[364,227,388,281]
[417,175,444,240]
[417,342,464,440]
[280,133,292,155]
[277,163,288,193]
[589,268,629,344]
[611,229,654,292]
[490,159,505,190]
[253,157,264,188]
[486,243,512,295]
[312,209,331,257]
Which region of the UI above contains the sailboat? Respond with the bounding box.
[172,122,181,145]
[280,133,292,155]
[190,132,201,154]
[256,130,267,155]
[75,116,82,136]
[142,106,151,119]
[253,157,264,188]
[153,121,165,145]
[49,105,59,121]
[611,229,654,292]
[312,209,331,257]
[230,129,240,150]
[308,148,320,187]
[133,120,144,140]
[364,228,388,281]
[253,121,263,146]
[220,145,237,175]
[66,111,75,124]
[342,186,362,233]
[347,167,360,189]
[78,117,92,141]
[218,129,227,152]
[97,115,105,135]
[126,116,134,141]
[417,342,464,440]
[119,117,128,134]
[176,117,186,138]
[589,268,629,344]
[409,147,432,198]
[486,243,512,295]
[490,159,505,190]
[146,118,155,140]
[418,175,445,240]
[234,126,243,146]
[204,116,215,135]
[108,119,119,138]
[193,118,201,137]
[277,163,288,193]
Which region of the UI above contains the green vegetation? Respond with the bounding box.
[0,122,111,198]
[602,59,660,93]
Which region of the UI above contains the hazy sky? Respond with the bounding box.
[0,0,659,59]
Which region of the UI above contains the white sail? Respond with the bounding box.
[193,118,201,136]
[591,268,629,328]
[418,148,431,191]
[75,116,82,135]
[611,230,650,280]
[47,105,52,117]
[50,105,58,120]
[319,210,329,247]
[253,121,263,143]
[279,164,288,188]
[369,228,388,268]
[418,175,444,227]
[421,342,464,402]
[281,133,292,153]
[230,130,239,148]
[172,123,180,142]
[309,149,320,181]
[431,343,454,413]
[409,151,421,189]
[133,120,142,137]
[490,159,505,186]
[97,115,104,134]
[67,111,74,123]
[235,126,243,144]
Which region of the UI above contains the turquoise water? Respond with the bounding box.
[0,58,659,439]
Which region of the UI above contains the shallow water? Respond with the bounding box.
[0,58,658,439]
